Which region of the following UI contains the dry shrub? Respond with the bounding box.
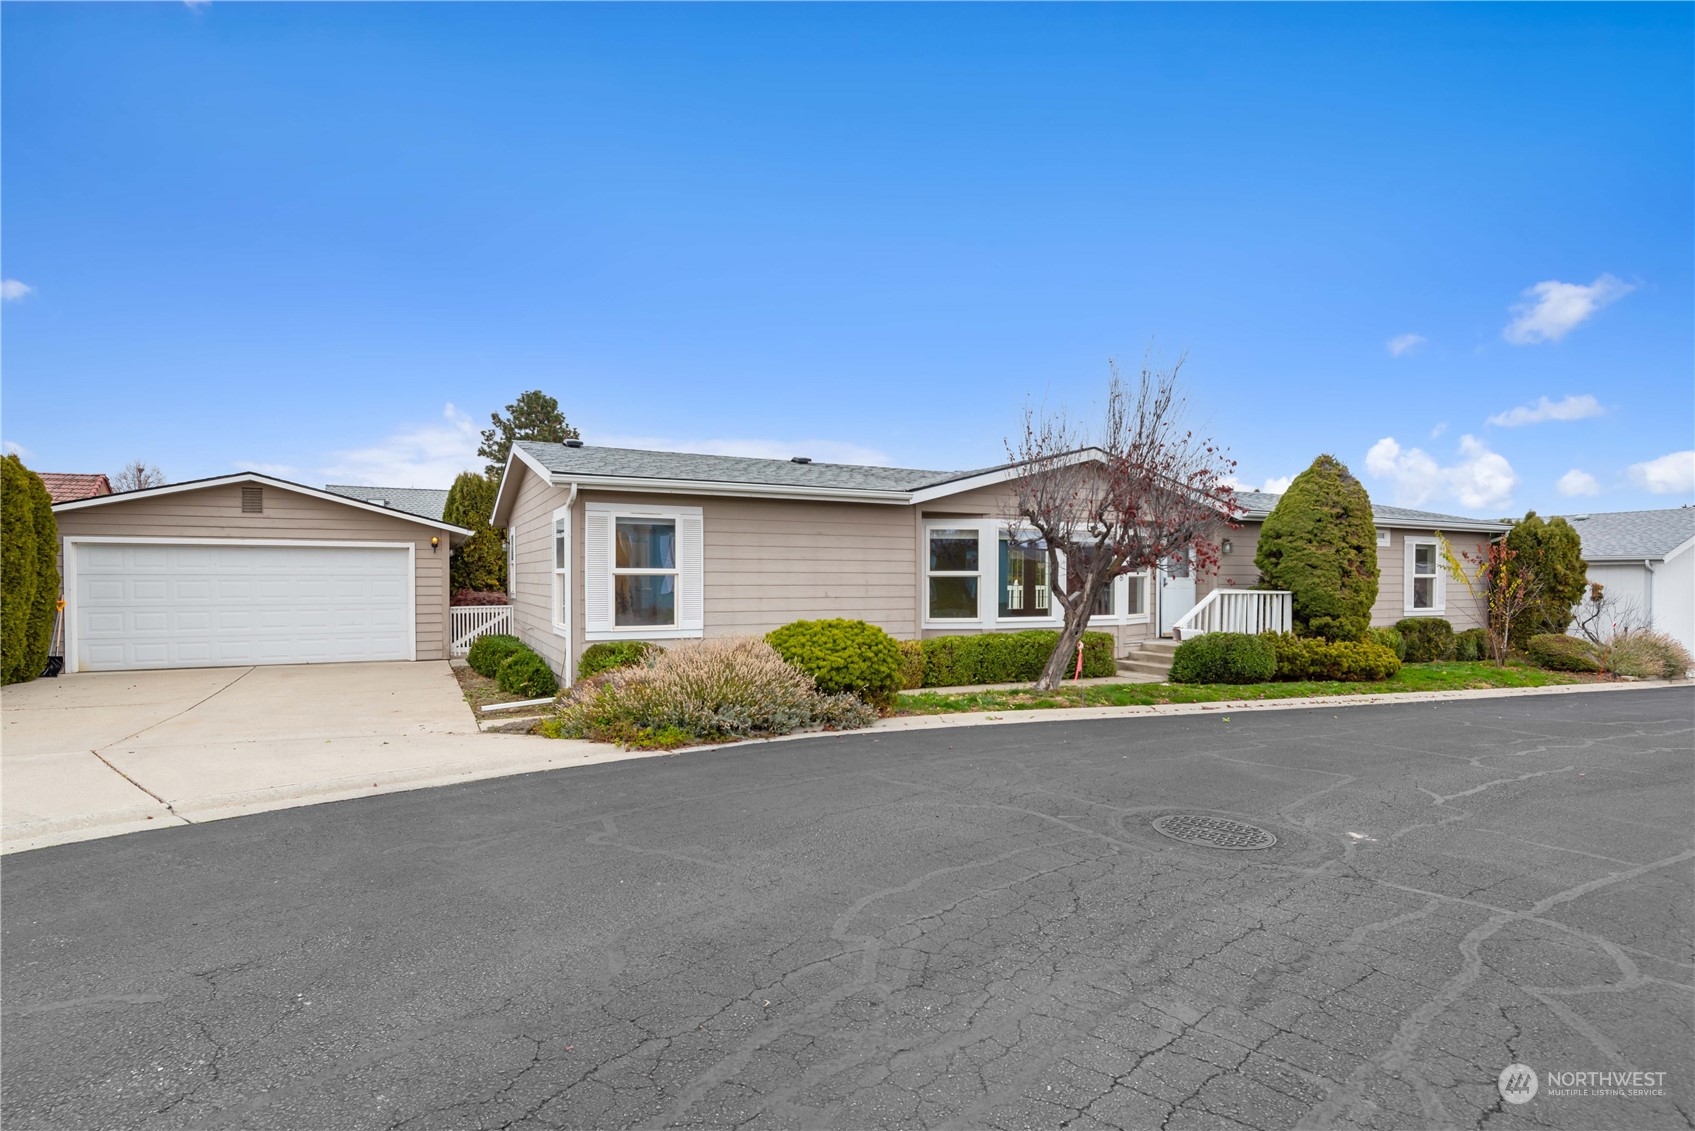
[1605,631,1693,681]
[546,636,877,748]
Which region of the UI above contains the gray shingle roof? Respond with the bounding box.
[517,442,968,493]
[1233,490,1508,531]
[1557,508,1695,560]
[323,484,451,522]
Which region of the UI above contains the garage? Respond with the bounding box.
[51,473,470,672]
[70,541,414,671]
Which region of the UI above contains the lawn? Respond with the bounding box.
[895,661,1589,715]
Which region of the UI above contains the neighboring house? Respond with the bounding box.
[1559,507,1695,654]
[491,442,1506,684]
[38,472,113,504]
[49,472,471,673]
[323,484,452,523]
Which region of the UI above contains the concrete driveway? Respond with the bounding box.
[1,663,582,851]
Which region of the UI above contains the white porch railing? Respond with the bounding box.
[1170,589,1292,640]
[451,605,513,655]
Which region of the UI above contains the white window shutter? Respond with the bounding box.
[584,509,614,633]
[678,512,705,631]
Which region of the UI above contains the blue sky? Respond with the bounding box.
[4,3,1691,515]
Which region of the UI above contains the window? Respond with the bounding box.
[614,518,678,627]
[551,506,570,633]
[1124,572,1145,617]
[1065,548,1116,617]
[583,503,703,640]
[998,532,1051,619]
[506,525,517,597]
[1406,538,1444,613]
[926,526,982,620]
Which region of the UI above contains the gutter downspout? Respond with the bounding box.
[1643,558,1656,630]
[563,482,579,686]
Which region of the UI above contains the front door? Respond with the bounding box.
[1157,549,1196,637]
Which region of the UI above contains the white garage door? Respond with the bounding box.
[73,542,413,672]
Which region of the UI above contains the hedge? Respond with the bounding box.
[919,630,1116,688]
[1367,626,1406,661]
[1452,627,1489,663]
[497,649,559,698]
[766,619,903,707]
[896,640,925,691]
[1395,618,1454,663]
[1259,633,1401,681]
[578,640,660,681]
[1,456,60,686]
[1168,633,1277,684]
[1525,633,1600,673]
[467,633,526,678]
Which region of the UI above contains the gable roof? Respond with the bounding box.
[1231,490,1510,534]
[323,484,451,522]
[37,472,113,504]
[51,472,473,538]
[1558,507,1695,561]
[516,441,964,493]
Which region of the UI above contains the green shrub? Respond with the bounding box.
[1259,633,1401,681]
[1601,632,1690,680]
[896,640,925,690]
[766,618,902,707]
[497,648,560,697]
[917,630,1115,687]
[467,633,525,678]
[1168,633,1277,684]
[1368,626,1407,661]
[1253,454,1379,642]
[577,640,659,681]
[1452,627,1489,662]
[1525,633,1600,673]
[549,636,876,748]
[1395,618,1455,663]
[1504,512,1588,651]
[1,456,60,686]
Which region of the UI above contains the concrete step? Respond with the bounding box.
[1117,658,1174,679]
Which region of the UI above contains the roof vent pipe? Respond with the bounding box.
[564,439,585,448]
[791,456,812,464]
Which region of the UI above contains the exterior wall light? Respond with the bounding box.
[430,536,441,552]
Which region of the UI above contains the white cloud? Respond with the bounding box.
[1503,274,1633,345]
[1365,434,1518,511]
[2,279,34,302]
[240,461,303,480]
[1430,422,1448,439]
[3,439,34,460]
[1222,474,1295,496]
[1386,333,1426,358]
[320,403,481,488]
[1556,469,1600,497]
[1487,393,1604,427]
[1627,450,1695,496]
[595,435,894,467]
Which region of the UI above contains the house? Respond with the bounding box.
[324,484,452,522]
[38,472,113,504]
[491,442,1507,683]
[1559,507,1695,654]
[49,472,471,672]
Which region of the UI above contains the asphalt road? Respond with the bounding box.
[4,689,1693,1131]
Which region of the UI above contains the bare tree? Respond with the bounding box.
[1571,582,1645,646]
[1004,356,1240,690]
[1441,537,1543,665]
[111,461,166,492]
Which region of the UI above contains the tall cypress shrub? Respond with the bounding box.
[1504,511,1587,651]
[443,471,506,593]
[1,456,61,685]
[1253,454,1379,642]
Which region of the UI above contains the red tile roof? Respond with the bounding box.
[38,472,113,504]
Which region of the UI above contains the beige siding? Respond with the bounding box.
[53,482,452,660]
[503,465,573,675]
[1377,528,1490,631]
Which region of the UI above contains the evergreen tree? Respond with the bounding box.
[1,456,62,685]
[1253,454,1379,641]
[478,391,578,479]
[1503,511,1587,650]
[443,471,506,593]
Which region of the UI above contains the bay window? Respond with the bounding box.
[998,532,1051,619]
[926,526,982,621]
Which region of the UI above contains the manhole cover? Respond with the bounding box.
[1151,814,1277,850]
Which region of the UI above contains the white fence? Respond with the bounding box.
[1170,589,1292,640]
[451,605,513,655]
